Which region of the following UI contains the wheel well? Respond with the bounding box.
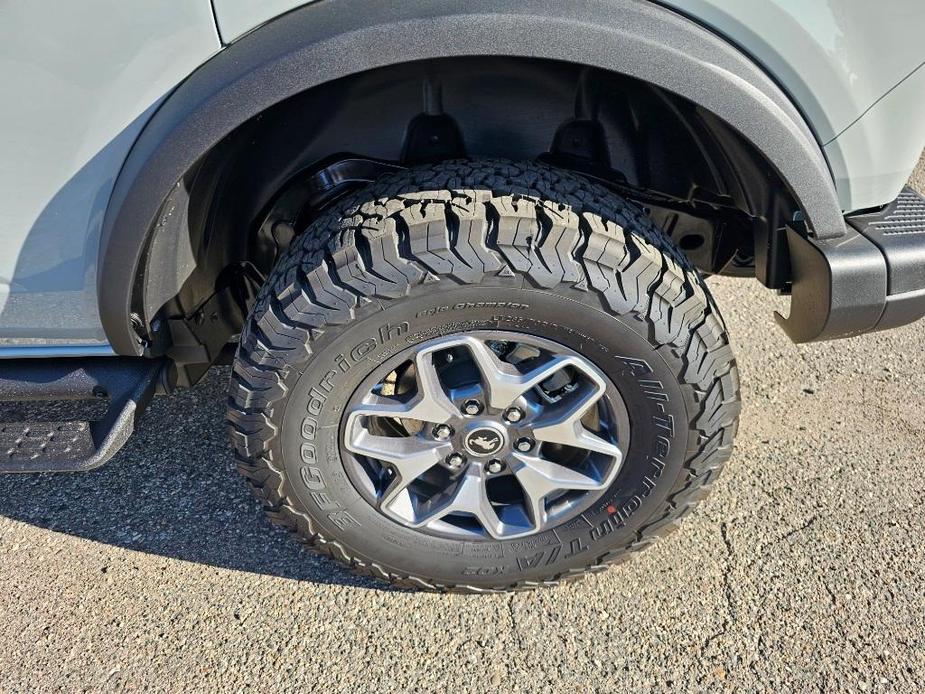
[140,56,798,382]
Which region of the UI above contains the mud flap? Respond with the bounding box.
[777,186,925,343]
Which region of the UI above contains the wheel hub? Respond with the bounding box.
[462,422,507,458]
[342,331,630,540]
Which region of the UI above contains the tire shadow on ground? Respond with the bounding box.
[0,367,395,590]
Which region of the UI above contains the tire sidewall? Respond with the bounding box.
[277,280,694,586]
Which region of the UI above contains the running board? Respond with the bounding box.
[0,357,164,473]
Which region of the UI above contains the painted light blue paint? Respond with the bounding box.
[0,344,116,360]
[659,0,925,211]
[0,0,222,341]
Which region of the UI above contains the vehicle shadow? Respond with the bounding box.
[0,367,395,591]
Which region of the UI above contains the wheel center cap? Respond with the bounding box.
[463,425,506,457]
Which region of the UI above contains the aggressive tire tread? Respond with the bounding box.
[227,159,740,592]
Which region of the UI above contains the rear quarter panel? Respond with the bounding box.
[662,0,925,210]
[661,0,925,143]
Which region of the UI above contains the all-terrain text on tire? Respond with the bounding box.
[227,160,740,591]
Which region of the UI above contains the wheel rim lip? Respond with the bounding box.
[340,330,631,541]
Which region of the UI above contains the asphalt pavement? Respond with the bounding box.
[1,158,924,692]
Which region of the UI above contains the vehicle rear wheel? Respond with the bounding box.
[227,159,740,592]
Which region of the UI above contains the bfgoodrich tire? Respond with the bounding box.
[227,159,740,592]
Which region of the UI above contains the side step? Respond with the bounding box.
[0,357,164,473]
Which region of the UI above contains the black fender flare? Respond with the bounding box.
[99,0,845,355]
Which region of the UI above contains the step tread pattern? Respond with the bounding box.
[869,188,925,236]
[1,421,94,464]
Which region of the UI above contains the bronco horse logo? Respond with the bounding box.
[467,431,502,454]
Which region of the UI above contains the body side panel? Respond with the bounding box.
[212,0,316,43]
[660,0,925,211]
[660,0,925,143]
[825,65,925,211]
[0,0,221,344]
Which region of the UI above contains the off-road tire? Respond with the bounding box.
[227,159,740,592]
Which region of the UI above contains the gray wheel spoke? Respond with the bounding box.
[346,429,450,470]
[410,465,506,538]
[511,452,604,528]
[345,429,452,506]
[409,348,460,423]
[464,338,585,411]
[344,348,458,426]
[346,394,425,421]
[342,330,629,541]
[531,382,623,459]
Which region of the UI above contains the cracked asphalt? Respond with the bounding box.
[1,157,924,692]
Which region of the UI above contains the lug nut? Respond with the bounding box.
[515,437,534,453]
[446,453,467,469]
[463,400,483,416]
[433,424,454,440]
[487,459,505,474]
[503,407,524,423]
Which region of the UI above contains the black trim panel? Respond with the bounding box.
[778,186,925,342]
[848,187,925,294]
